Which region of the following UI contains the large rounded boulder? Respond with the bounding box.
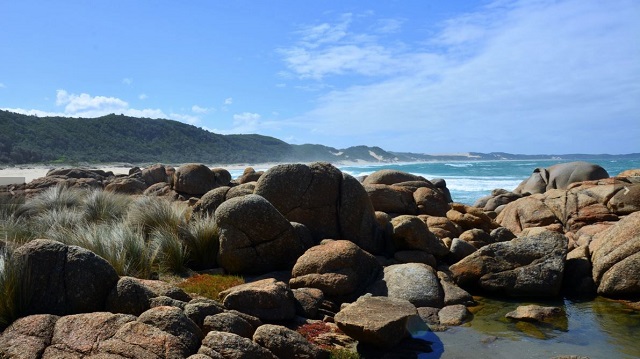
[368,263,444,307]
[215,194,308,274]
[254,162,383,254]
[289,240,382,303]
[13,239,119,316]
[514,161,610,195]
[173,163,218,196]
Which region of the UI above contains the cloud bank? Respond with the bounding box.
[279,0,640,153]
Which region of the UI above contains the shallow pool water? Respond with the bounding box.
[414,296,640,359]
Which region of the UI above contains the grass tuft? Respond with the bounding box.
[14,186,86,219]
[183,215,219,270]
[178,274,244,300]
[82,189,132,223]
[127,197,189,237]
[0,249,30,331]
[151,229,189,274]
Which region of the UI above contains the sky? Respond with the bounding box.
[1,0,639,155]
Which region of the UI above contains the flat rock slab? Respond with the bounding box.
[334,296,419,349]
[505,304,564,324]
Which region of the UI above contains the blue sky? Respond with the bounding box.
[1,0,638,155]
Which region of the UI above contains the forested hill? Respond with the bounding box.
[1,111,638,165]
[0,111,403,164]
[0,111,294,164]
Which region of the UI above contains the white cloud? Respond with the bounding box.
[122,78,133,85]
[281,0,640,153]
[232,112,261,131]
[192,105,214,114]
[169,113,200,125]
[224,97,233,105]
[138,93,148,100]
[4,89,202,126]
[56,89,128,113]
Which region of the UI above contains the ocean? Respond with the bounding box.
[339,159,640,205]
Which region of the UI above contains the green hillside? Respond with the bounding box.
[0,111,292,164]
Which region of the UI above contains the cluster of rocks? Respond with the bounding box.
[1,160,639,357]
[475,162,640,297]
[0,163,233,199]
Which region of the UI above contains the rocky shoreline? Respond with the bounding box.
[0,161,638,358]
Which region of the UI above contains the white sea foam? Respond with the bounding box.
[444,163,473,168]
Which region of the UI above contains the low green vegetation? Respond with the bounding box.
[0,110,292,164]
[177,274,245,300]
[0,186,221,278]
[329,349,361,359]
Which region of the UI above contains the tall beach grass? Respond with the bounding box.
[1,186,221,278]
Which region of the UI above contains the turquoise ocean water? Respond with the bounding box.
[340,158,640,205]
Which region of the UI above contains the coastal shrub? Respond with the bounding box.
[183,215,219,270]
[34,208,86,234]
[150,229,189,274]
[66,223,153,278]
[127,197,189,237]
[0,194,24,221]
[14,185,85,219]
[178,274,245,300]
[82,189,132,223]
[0,249,29,331]
[0,217,37,245]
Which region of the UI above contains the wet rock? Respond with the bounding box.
[505,304,565,324]
[438,304,471,326]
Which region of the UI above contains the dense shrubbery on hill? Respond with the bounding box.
[0,111,292,164]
